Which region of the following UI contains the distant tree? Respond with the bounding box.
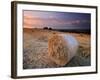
[49,27,52,30]
[43,27,48,29]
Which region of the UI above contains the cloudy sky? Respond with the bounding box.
[23,10,91,30]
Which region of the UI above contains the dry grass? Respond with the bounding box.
[23,28,91,69]
[48,34,69,66]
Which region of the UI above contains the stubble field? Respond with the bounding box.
[23,28,91,69]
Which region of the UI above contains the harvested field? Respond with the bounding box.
[23,28,91,69]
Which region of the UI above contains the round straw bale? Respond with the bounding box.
[48,33,79,66]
